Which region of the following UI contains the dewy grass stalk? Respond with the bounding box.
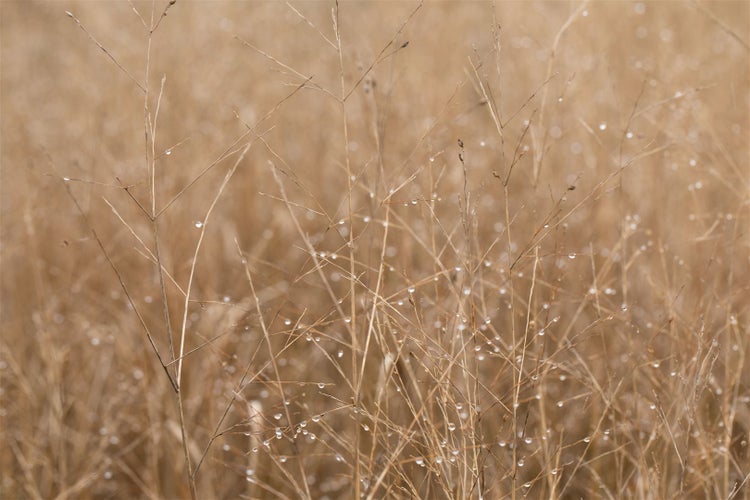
[1,1,748,499]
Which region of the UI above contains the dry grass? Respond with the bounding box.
[1,1,749,498]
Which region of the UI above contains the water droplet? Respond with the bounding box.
[568,253,576,259]
[165,149,172,156]
[598,122,607,131]
[448,422,456,431]
[194,221,203,228]
[274,413,282,420]
[318,383,325,389]
[275,428,283,439]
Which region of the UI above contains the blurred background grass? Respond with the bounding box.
[1,1,748,498]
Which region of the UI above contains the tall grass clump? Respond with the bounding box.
[1,1,748,498]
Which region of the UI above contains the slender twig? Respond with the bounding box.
[176,143,252,384]
[64,10,146,93]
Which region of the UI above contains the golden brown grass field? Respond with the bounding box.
[1,1,749,498]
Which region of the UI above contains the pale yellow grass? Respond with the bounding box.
[1,1,748,498]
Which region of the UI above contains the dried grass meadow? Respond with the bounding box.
[1,1,749,498]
